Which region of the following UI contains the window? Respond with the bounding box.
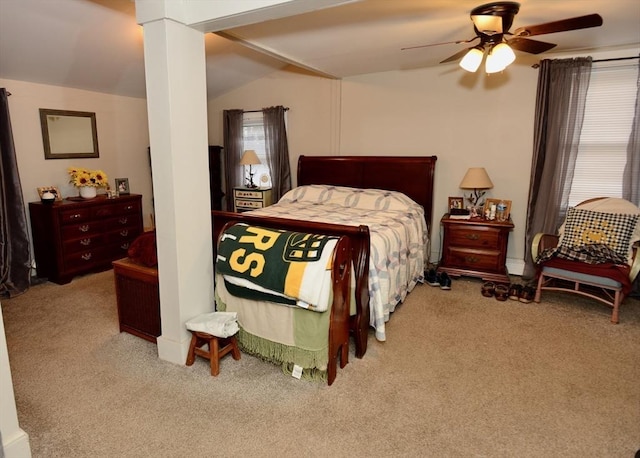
[568,61,638,206]
[242,112,271,188]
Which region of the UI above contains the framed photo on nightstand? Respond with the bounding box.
[448,196,464,210]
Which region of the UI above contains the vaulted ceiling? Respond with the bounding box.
[1,0,638,99]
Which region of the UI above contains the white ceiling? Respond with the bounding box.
[1,0,638,99]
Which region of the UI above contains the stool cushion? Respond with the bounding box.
[185,312,239,338]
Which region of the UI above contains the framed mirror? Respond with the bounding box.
[39,109,99,159]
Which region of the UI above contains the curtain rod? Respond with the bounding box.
[243,107,289,113]
[532,55,639,68]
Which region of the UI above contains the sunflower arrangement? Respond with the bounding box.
[67,167,108,187]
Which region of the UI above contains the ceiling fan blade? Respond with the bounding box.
[508,37,557,54]
[440,47,474,64]
[514,14,603,37]
[401,36,477,51]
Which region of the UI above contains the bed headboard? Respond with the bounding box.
[297,155,438,233]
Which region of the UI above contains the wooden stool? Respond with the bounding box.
[185,331,241,376]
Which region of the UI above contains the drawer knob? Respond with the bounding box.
[465,234,480,240]
[120,230,129,237]
[465,256,479,263]
[125,205,133,211]
[71,213,81,219]
[121,243,130,250]
[79,225,90,232]
[119,217,128,224]
[81,253,92,261]
[80,238,91,246]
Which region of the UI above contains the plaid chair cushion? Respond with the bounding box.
[558,207,639,261]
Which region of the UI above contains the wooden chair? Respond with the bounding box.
[532,197,640,323]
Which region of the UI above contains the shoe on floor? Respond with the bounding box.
[439,272,452,290]
[481,281,495,297]
[426,268,441,287]
[519,286,535,303]
[508,284,523,301]
[495,284,509,301]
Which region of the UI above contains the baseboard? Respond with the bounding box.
[156,334,191,365]
[2,429,32,458]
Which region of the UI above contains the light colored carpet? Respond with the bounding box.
[2,271,639,457]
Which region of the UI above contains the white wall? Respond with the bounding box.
[1,79,154,230]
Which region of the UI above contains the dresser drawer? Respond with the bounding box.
[448,225,501,250]
[444,247,502,272]
[107,214,142,230]
[107,226,141,247]
[63,246,108,272]
[60,208,91,224]
[63,234,104,254]
[61,220,103,239]
[113,200,141,215]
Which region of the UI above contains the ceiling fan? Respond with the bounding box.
[402,2,603,73]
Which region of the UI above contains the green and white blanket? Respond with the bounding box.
[216,223,339,312]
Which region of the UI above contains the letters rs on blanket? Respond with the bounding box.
[216,223,340,312]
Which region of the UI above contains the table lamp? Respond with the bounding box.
[239,150,261,188]
[459,167,493,212]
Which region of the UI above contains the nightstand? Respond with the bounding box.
[437,214,514,284]
[233,187,273,212]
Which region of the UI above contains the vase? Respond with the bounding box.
[79,186,97,199]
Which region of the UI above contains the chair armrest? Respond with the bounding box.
[531,233,559,261]
[630,241,640,282]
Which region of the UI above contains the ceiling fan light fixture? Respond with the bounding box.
[459,47,484,72]
[492,42,516,66]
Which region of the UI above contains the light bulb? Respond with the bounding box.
[459,48,484,72]
[492,43,516,67]
[485,51,506,74]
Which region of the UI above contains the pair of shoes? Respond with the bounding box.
[508,284,523,300]
[481,282,495,297]
[439,272,452,290]
[494,284,509,301]
[426,268,440,287]
[519,286,535,303]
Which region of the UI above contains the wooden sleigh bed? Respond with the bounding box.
[212,155,437,382]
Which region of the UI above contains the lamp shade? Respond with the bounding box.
[239,149,261,166]
[459,167,494,190]
[459,47,484,73]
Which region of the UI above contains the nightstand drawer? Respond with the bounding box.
[235,189,264,199]
[444,247,502,272]
[235,199,266,210]
[448,226,501,249]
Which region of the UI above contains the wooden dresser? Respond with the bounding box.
[29,194,143,284]
[437,214,514,284]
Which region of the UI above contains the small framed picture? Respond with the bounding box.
[115,178,130,195]
[448,196,464,210]
[37,186,62,201]
[484,198,512,221]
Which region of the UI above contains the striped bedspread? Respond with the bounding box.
[247,185,428,341]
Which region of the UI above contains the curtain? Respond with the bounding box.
[522,58,593,280]
[263,106,291,202]
[222,109,244,211]
[0,88,31,297]
[623,56,640,206]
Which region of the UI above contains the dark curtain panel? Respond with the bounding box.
[0,88,31,297]
[222,109,244,211]
[522,58,592,280]
[623,57,640,206]
[263,106,291,202]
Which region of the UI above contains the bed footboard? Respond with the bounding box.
[212,210,371,358]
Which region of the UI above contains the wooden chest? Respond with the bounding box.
[437,214,514,283]
[29,194,143,284]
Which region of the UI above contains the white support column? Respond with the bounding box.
[141,17,213,364]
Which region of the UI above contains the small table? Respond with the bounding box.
[233,187,273,212]
[437,214,514,284]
